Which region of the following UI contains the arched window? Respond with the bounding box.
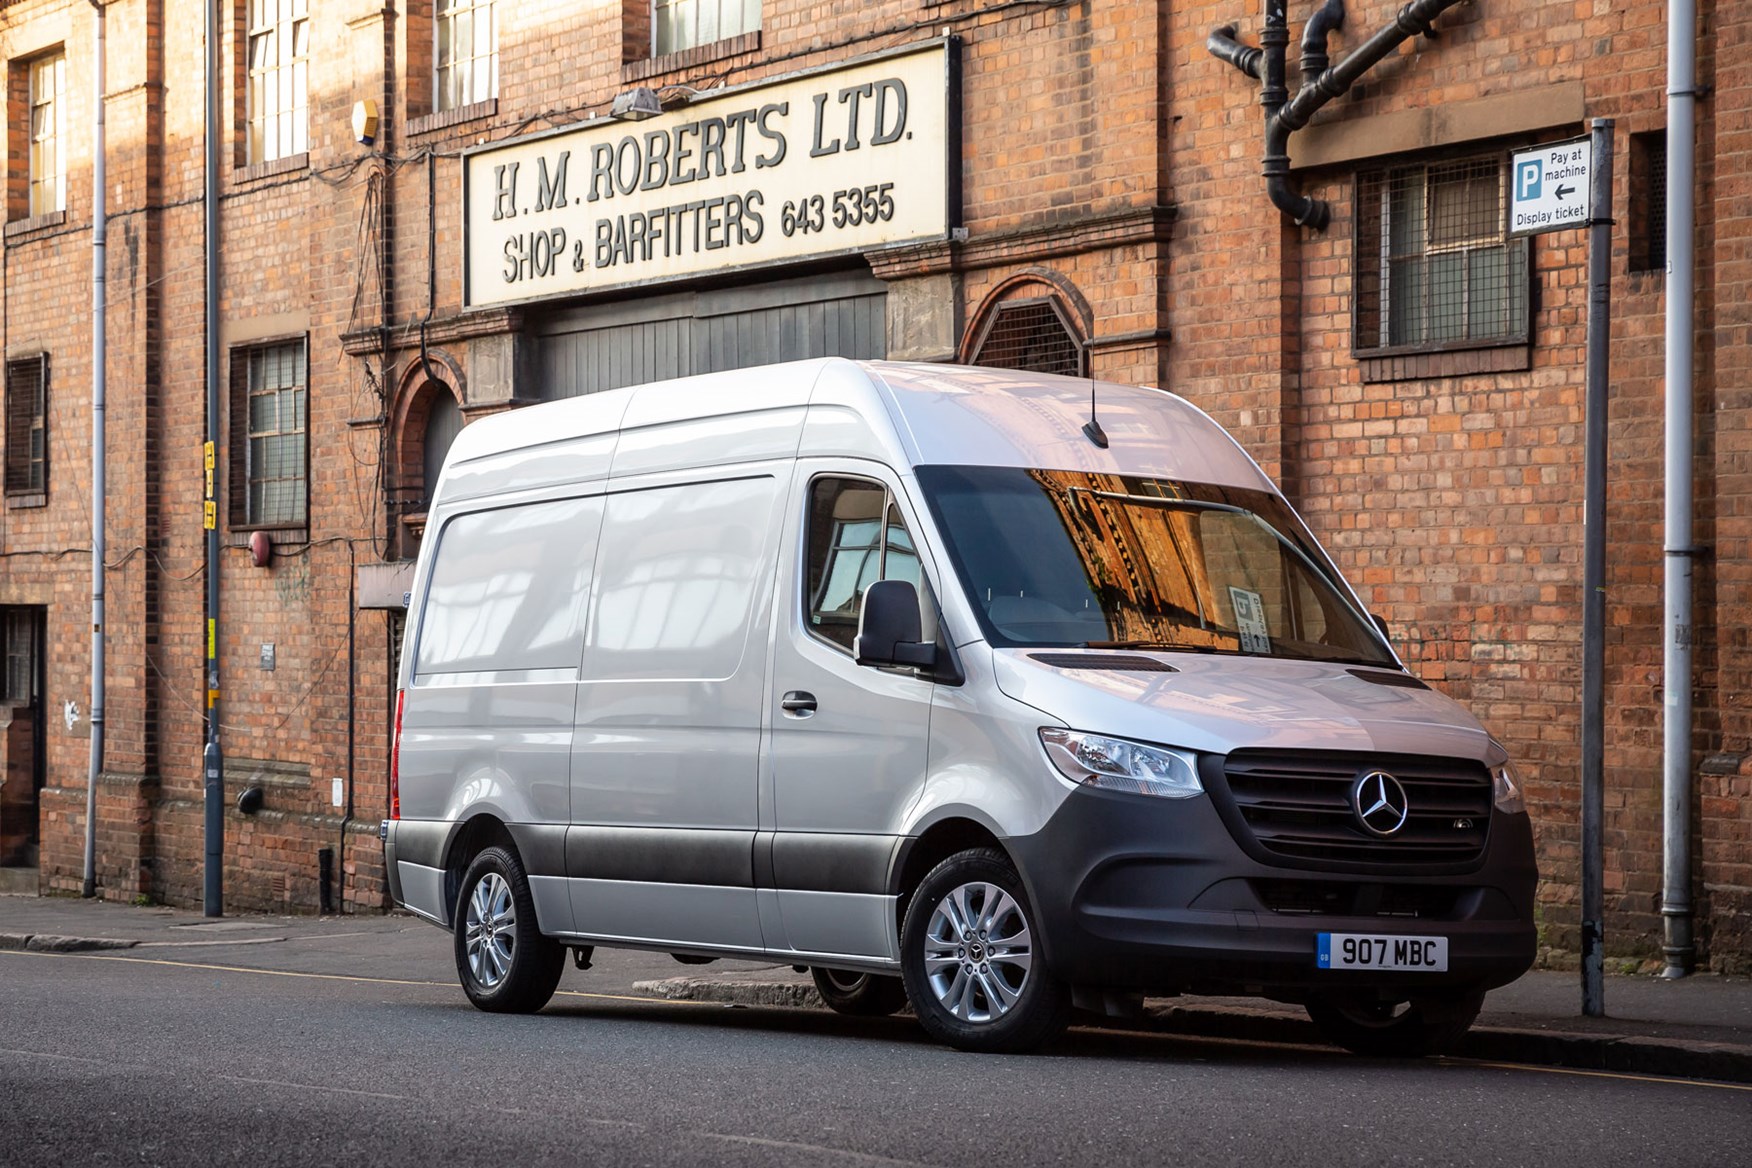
[422,390,463,507]
[969,296,1085,378]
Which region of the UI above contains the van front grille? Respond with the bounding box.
[1216,750,1492,870]
[1251,879,1463,919]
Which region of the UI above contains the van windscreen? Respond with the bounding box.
[915,466,1395,665]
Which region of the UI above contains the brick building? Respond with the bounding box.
[0,0,1745,970]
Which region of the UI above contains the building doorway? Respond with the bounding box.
[0,606,46,871]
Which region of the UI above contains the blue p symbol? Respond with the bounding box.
[1516,159,1543,201]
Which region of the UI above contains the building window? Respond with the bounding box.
[231,341,307,528]
[1629,130,1668,274]
[970,298,1086,378]
[3,355,48,497]
[436,0,497,112]
[2,608,38,704]
[27,53,65,217]
[247,0,309,164]
[653,0,760,57]
[1354,156,1529,355]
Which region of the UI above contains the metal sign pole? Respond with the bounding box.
[1580,118,1615,1017]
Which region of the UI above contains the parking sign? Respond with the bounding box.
[1509,137,1592,236]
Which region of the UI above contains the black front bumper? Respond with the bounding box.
[1005,786,1537,1000]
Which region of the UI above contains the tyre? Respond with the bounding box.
[810,967,909,1017]
[899,848,1069,1053]
[453,845,566,1013]
[1305,990,1484,1057]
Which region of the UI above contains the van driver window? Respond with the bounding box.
[805,477,921,652]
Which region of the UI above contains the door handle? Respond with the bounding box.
[780,691,817,716]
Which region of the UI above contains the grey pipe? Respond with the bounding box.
[1299,0,1345,87]
[1660,0,1697,979]
[82,0,106,900]
[203,0,224,917]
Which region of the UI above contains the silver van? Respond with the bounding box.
[384,358,1536,1054]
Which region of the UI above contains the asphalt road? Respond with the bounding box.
[2,929,1749,1167]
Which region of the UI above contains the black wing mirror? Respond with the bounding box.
[854,580,937,670]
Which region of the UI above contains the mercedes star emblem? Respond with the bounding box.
[1352,770,1410,837]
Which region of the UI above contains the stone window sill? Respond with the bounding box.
[4,491,46,509]
[1357,344,1532,383]
[4,211,66,240]
[624,32,761,83]
[409,99,497,138]
[233,153,310,187]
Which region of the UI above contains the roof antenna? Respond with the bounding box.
[1082,371,1109,448]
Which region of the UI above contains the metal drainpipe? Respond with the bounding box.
[1299,0,1345,88]
[1213,0,1466,230]
[1660,0,1698,979]
[1258,3,1312,226]
[203,0,224,917]
[82,0,106,900]
[1208,24,1262,78]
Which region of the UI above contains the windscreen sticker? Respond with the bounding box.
[1228,587,1272,654]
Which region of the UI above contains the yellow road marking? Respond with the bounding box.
[1447,1057,1752,1093]
[0,947,701,1007]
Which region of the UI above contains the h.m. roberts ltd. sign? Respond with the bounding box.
[463,41,957,308]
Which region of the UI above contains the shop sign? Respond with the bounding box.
[464,42,955,307]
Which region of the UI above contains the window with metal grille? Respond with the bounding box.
[2,608,37,703]
[247,0,309,163]
[653,0,760,57]
[970,298,1085,378]
[1354,156,1529,355]
[28,52,64,217]
[436,0,497,112]
[1630,130,1668,274]
[3,354,48,496]
[229,340,307,528]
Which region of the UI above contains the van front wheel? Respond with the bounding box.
[900,848,1069,1052]
[454,846,565,1013]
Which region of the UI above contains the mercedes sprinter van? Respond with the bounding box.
[384,358,1536,1054]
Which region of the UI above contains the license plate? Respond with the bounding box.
[1317,932,1448,972]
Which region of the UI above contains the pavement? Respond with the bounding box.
[5,891,1751,1083]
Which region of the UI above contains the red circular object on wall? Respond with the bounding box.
[249,529,272,568]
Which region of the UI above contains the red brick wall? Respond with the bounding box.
[0,0,1744,971]
[1172,0,1748,970]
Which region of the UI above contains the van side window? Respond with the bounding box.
[585,475,780,679]
[414,496,603,678]
[805,477,921,652]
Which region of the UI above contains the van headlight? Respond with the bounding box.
[1039,729,1203,799]
[1491,760,1527,815]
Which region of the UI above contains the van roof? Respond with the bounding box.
[438,358,1272,495]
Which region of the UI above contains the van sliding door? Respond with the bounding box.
[566,468,789,951]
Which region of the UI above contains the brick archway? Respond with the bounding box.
[388,349,465,557]
[960,270,1093,376]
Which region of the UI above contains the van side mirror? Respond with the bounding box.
[1371,614,1391,641]
[854,580,937,670]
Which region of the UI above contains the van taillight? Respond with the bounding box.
[390,688,404,820]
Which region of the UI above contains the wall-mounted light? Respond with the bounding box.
[352,99,380,146]
[609,87,663,122]
[249,530,273,568]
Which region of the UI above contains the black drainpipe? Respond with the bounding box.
[1212,0,1467,230]
[1300,0,1346,87]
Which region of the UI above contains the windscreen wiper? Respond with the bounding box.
[1083,640,1238,654]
